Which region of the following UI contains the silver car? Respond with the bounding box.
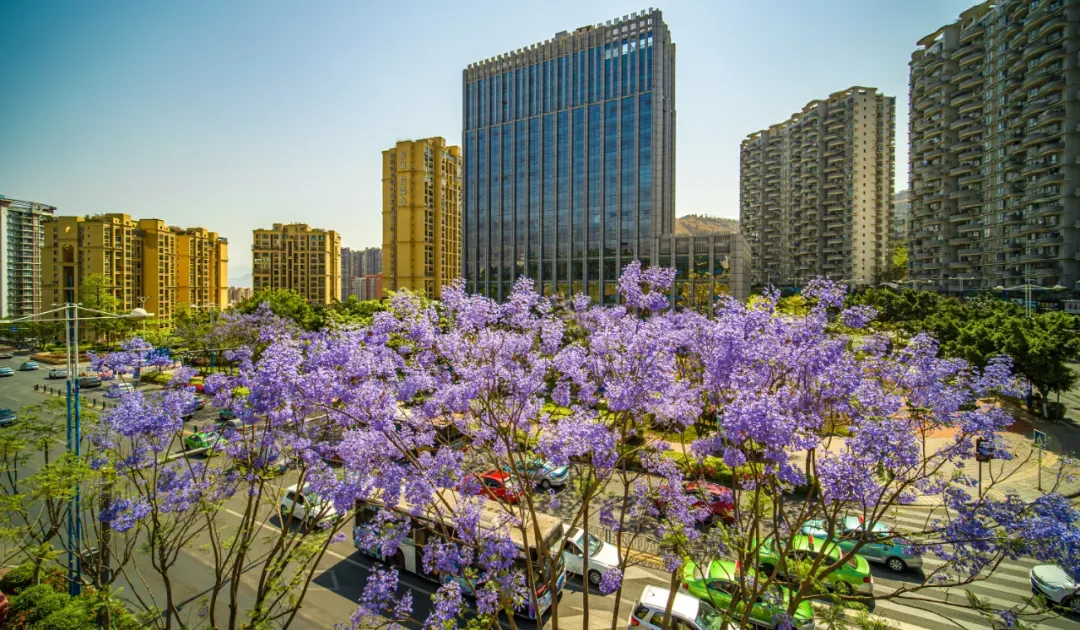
[1030,565,1080,613]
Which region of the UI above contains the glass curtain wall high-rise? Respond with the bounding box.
[463,10,676,303]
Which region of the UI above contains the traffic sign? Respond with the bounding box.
[975,437,993,463]
[1033,429,1047,449]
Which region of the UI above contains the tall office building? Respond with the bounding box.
[382,137,462,299]
[0,197,55,319]
[252,223,341,303]
[42,213,228,323]
[741,86,896,288]
[462,9,677,303]
[909,0,1077,292]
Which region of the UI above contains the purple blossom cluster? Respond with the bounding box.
[86,265,1080,628]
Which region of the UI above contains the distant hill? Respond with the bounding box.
[674,214,739,236]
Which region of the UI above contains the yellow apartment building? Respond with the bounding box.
[251,223,341,303]
[177,227,229,311]
[42,213,229,324]
[382,137,462,298]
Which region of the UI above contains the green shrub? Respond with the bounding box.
[137,371,170,385]
[0,562,66,595]
[37,601,94,630]
[0,563,35,594]
[9,584,70,626]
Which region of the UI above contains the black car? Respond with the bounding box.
[0,408,16,427]
[78,376,102,388]
[0,352,13,359]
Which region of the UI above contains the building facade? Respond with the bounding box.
[653,233,751,305]
[252,223,341,303]
[462,9,677,303]
[228,286,253,304]
[0,197,55,319]
[909,0,1078,292]
[41,213,228,323]
[894,190,910,245]
[382,138,462,299]
[741,86,896,289]
[342,246,383,297]
[350,274,383,301]
[176,227,229,312]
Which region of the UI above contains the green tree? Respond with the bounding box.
[77,274,125,347]
[322,295,388,328]
[890,244,908,282]
[231,289,319,330]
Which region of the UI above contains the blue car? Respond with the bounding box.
[505,458,570,490]
[0,367,13,377]
[800,515,923,572]
[19,361,38,371]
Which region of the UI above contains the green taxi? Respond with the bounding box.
[681,560,815,629]
[800,515,922,573]
[756,535,873,596]
[184,428,227,456]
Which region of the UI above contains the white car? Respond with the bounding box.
[563,527,621,587]
[279,484,339,527]
[628,585,723,630]
[1030,565,1080,613]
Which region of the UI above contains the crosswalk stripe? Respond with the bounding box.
[872,594,1077,630]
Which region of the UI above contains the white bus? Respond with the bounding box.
[354,489,567,619]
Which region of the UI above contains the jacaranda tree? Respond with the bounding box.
[16,265,1078,630]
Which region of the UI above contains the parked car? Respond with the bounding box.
[680,560,815,629]
[563,527,620,587]
[104,382,135,399]
[628,585,723,630]
[799,515,923,572]
[216,408,243,428]
[18,361,38,371]
[656,481,735,526]
[1030,565,1080,613]
[505,458,570,490]
[181,397,206,420]
[0,351,13,359]
[47,368,68,379]
[0,367,12,377]
[757,535,873,596]
[459,470,522,504]
[183,427,227,455]
[0,408,16,427]
[280,484,339,527]
[78,376,102,389]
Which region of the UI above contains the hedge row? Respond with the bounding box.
[1,563,144,630]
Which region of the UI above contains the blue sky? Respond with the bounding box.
[0,0,972,281]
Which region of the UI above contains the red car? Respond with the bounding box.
[656,481,735,525]
[459,470,522,504]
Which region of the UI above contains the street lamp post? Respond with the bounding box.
[3,303,153,596]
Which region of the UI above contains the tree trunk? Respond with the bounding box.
[581,478,591,630]
[659,568,681,630]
